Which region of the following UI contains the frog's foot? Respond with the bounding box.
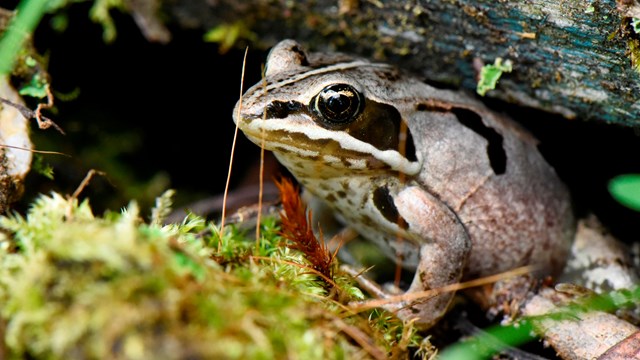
[340,264,391,299]
[393,292,457,329]
[342,263,454,328]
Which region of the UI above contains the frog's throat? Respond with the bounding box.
[239,120,421,175]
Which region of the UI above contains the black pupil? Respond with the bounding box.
[325,91,351,114]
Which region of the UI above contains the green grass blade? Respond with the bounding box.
[439,320,536,360]
[609,174,640,211]
[0,0,50,74]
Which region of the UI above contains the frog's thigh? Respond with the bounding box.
[393,185,471,328]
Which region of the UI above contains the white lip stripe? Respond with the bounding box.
[242,119,421,175]
[266,61,391,92]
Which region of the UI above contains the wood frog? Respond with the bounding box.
[233,40,576,328]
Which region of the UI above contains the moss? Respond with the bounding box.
[628,37,640,74]
[0,191,425,359]
[203,21,257,54]
[88,0,128,42]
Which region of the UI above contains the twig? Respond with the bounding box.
[70,169,106,201]
[0,143,69,156]
[0,95,65,134]
[220,46,249,251]
[349,265,539,312]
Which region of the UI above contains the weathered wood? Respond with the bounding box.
[159,0,640,126]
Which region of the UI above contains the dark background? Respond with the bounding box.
[24,3,266,211]
[9,3,640,244]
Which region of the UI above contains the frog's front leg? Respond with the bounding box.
[389,185,471,328]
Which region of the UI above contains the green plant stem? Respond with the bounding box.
[0,0,49,74]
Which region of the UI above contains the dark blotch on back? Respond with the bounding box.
[422,79,459,90]
[404,129,417,162]
[373,186,407,229]
[451,108,507,175]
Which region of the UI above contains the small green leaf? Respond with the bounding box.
[24,56,37,67]
[18,73,48,98]
[50,13,69,33]
[585,5,595,14]
[609,174,640,211]
[89,0,127,42]
[476,58,513,96]
[203,21,255,53]
[632,18,640,34]
[32,154,54,180]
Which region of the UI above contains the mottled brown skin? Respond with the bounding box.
[234,40,575,328]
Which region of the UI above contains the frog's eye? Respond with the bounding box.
[310,84,364,124]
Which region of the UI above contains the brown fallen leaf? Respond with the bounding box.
[597,330,640,360]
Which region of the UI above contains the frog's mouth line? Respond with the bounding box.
[237,117,422,176]
[239,127,373,171]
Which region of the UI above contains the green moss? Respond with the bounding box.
[203,21,257,54]
[628,37,640,74]
[633,18,640,34]
[0,191,420,359]
[89,0,127,42]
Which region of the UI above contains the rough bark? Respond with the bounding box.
[154,0,640,126]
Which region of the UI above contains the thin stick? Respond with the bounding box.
[0,143,69,156]
[255,65,268,249]
[350,265,538,312]
[33,84,64,133]
[393,119,409,287]
[66,169,106,220]
[0,95,65,134]
[220,47,249,252]
[70,169,106,200]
